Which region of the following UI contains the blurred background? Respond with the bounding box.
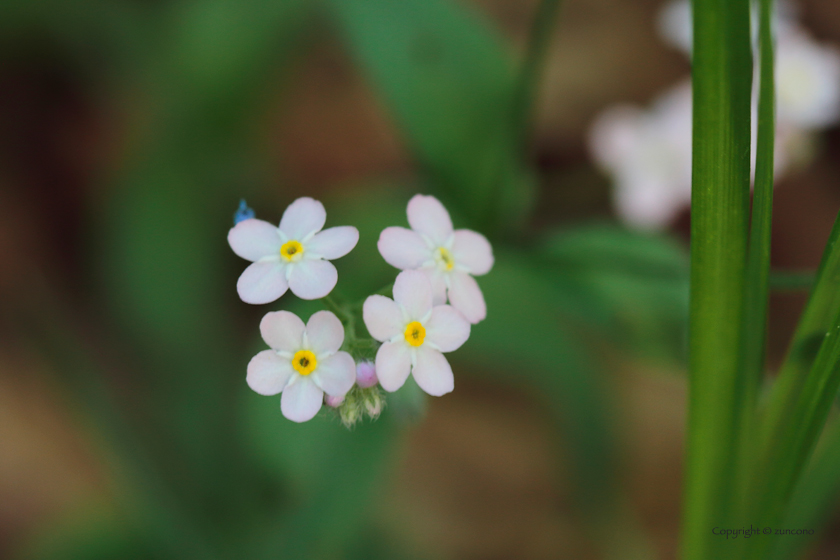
[3,0,840,558]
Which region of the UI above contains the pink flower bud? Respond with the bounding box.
[325,394,345,408]
[355,361,378,388]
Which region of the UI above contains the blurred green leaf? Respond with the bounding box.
[540,224,690,362]
[460,250,617,514]
[21,501,157,560]
[242,391,401,559]
[326,0,530,232]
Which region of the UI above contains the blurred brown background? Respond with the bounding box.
[3,0,840,558]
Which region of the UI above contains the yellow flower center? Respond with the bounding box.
[404,321,426,347]
[292,350,317,376]
[280,240,304,262]
[434,247,455,271]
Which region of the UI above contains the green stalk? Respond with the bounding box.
[511,0,563,147]
[769,270,815,292]
[741,0,775,415]
[759,213,840,445]
[733,0,775,547]
[768,420,840,560]
[681,0,752,557]
[488,0,563,234]
[749,309,840,560]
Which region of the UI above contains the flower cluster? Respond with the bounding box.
[589,0,840,229]
[228,194,493,425]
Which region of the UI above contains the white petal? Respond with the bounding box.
[281,377,324,423]
[412,347,454,397]
[375,341,412,392]
[424,305,471,352]
[423,267,447,306]
[452,229,494,276]
[407,194,453,246]
[447,271,486,324]
[260,310,304,352]
[312,351,356,396]
[288,259,338,300]
[307,226,359,260]
[228,219,282,261]
[237,261,288,304]
[306,310,345,355]
[393,269,433,321]
[279,197,326,240]
[377,227,431,269]
[246,350,293,395]
[363,295,404,342]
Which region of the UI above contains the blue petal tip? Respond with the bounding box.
[234,199,255,225]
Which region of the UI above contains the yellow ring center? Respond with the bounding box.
[280,240,304,262]
[404,321,426,347]
[292,350,317,376]
[434,247,455,271]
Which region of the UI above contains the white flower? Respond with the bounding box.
[377,194,493,324]
[363,270,470,396]
[776,29,840,129]
[247,310,356,423]
[589,82,693,228]
[228,197,359,304]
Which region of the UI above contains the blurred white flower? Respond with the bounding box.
[228,197,359,304]
[377,194,493,324]
[247,310,356,423]
[363,270,470,396]
[657,0,692,55]
[592,2,840,229]
[776,30,840,129]
[589,82,693,228]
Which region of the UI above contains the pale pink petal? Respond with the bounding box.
[448,271,486,324]
[312,351,356,396]
[228,219,282,261]
[393,269,433,321]
[407,194,453,246]
[306,226,359,260]
[306,310,345,355]
[237,261,288,304]
[422,267,447,306]
[375,341,412,392]
[425,305,471,352]
[377,227,431,269]
[280,377,324,422]
[355,361,378,388]
[278,197,326,240]
[260,310,304,352]
[412,347,454,397]
[452,230,494,275]
[287,259,337,300]
[246,350,293,395]
[363,295,404,342]
[325,395,344,408]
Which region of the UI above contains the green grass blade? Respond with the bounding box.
[741,0,775,416]
[768,420,840,560]
[769,270,815,292]
[680,0,753,557]
[760,213,840,443]
[749,308,840,560]
[733,0,775,546]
